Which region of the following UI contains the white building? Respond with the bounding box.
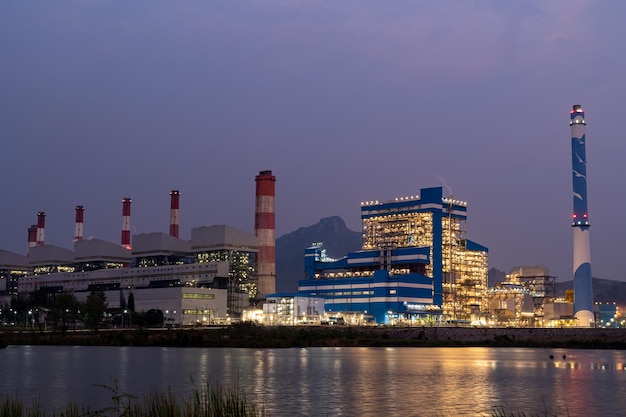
[261,294,325,325]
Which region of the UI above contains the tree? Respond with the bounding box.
[119,289,126,310]
[52,292,80,331]
[84,291,107,331]
[127,292,135,313]
[144,309,164,327]
[127,291,135,328]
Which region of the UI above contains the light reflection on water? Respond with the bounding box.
[1,345,625,416]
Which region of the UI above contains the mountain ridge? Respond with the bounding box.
[275,216,361,292]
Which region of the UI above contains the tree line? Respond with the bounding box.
[3,289,164,331]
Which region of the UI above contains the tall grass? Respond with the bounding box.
[0,381,266,417]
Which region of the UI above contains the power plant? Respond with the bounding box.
[0,104,607,328]
[570,104,594,326]
[0,171,277,325]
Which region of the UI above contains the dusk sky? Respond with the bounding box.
[2,1,626,283]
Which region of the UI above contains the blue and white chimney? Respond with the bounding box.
[570,104,594,327]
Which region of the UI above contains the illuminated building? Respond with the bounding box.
[595,302,620,328]
[298,187,488,324]
[261,293,325,325]
[0,250,30,296]
[192,225,259,317]
[487,266,557,327]
[6,225,258,323]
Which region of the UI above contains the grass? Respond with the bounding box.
[0,380,266,417]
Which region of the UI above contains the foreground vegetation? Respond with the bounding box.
[0,381,266,417]
[0,388,572,417]
[0,380,569,417]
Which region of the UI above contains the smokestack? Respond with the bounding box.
[36,212,46,246]
[570,104,594,327]
[170,190,180,238]
[121,197,132,250]
[27,225,37,257]
[255,170,276,299]
[74,205,84,242]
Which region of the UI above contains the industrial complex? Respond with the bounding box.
[0,171,277,326]
[0,107,614,327]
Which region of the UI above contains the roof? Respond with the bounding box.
[131,232,192,255]
[28,245,75,266]
[191,225,258,252]
[74,238,132,262]
[0,250,29,269]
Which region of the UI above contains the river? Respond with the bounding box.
[1,345,625,416]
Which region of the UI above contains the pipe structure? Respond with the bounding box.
[170,190,180,238]
[36,212,46,246]
[121,197,132,250]
[27,225,37,256]
[255,170,276,299]
[570,104,594,327]
[74,205,84,242]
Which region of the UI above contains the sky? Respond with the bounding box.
[1,1,626,283]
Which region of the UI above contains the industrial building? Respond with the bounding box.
[259,293,325,325]
[297,186,489,325]
[0,171,277,325]
[486,266,557,327]
[0,250,30,296]
[10,229,242,325]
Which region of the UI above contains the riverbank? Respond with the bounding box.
[2,324,625,349]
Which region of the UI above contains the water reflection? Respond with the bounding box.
[1,346,625,416]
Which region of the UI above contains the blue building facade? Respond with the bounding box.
[297,186,488,325]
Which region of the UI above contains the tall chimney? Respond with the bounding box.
[74,205,84,242]
[570,104,594,327]
[36,212,46,246]
[121,198,132,250]
[170,190,180,238]
[255,170,276,299]
[27,225,37,257]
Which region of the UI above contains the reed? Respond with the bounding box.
[0,381,265,417]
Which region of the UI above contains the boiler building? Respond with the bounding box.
[298,186,488,325]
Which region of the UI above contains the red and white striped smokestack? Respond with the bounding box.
[255,170,276,299]
[170,190,180,238]
[27,225,37,256]
[74,205,84,242]
[36,212,46,246]
[121,198,132,250]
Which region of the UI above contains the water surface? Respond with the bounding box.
[1,346,624,416]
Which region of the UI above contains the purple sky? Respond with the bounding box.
[1,1,625,283]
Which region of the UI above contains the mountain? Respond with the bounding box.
[488,268,507,287]
[556,277,626,306]
[275,216,362,293]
